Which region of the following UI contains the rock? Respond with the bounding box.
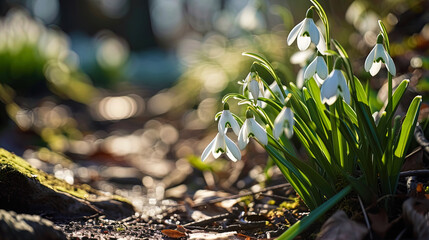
[0,148,134,220]
[0,209,66,240]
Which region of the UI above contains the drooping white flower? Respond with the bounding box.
[304,52,328,82]
[320,59,351,105]
[201,132,241,162]
[287,8,321,51]
[273,107,294,139]
[242,72,264,104]
[238,111,268,149]
[218,103,240,135]
[290,48,314,65]
[364,34,396,76]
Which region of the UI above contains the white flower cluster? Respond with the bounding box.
[202,101,273,162]
[201,6,396,163]
[287,8,396,105]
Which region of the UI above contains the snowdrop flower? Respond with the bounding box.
[290,48,314,65]
[238,110,268,150]
[364,34,396,76]
[218,103,240,135]
[201,132,241,162]
[273,107,294,139]
[287,8,321,51]
[304,52,328,83]
[242,72,264,104]
[320,59,351,105]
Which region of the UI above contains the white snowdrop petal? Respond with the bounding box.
[338,73,351,104]
[304,57,317,80]
[316,56,328,79]
[201,137,215,161]
[342,86,351,104]
[229,119,241,136]
[297,35,311,51]
[320,72,340,105]
[250,119,268,145]
[238,120,249,150]
[385,50,396,76]
[322,94,338,105]
[218,114,227,133]
[249,79,260,102]
[285,108,294,138]
[213,150,222,158]
[374,44,386,63]
[273,108,286,139]
[369,61,382,76]
[225,135,241,162]
[308,19,320,45]
[287,20,304,46]
[364,46,376,72]
[316,29,327,54]
[223,110,240,135]
[212,133,225,158]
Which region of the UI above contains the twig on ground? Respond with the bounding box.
[192,183,291,207]
[358,195,373,240]
[399,170,429,178]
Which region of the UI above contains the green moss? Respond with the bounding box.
[0,148,128,203]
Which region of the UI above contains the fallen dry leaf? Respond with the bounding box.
[236,233,256,240]
[161,229,187,238]
[317,210,367,240]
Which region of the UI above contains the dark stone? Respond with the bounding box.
[0,209,66,240]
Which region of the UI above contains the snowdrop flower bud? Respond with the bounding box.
[238,110,268,150]
[273,107,294,139]
[304,52,328,83]
[287,8,321,51]
[218,103,240,135]
[364,34,396,76]
[320,59,351,105]
[201,132,241,162]
[243,72,264,104]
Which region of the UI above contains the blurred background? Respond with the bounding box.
[0,0,428,214]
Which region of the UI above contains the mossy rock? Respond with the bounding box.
[0,209,66,240]
[0,148,134,220]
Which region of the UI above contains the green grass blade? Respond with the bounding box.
[277,185,352,240]
[342,101,358,126]
[393,96,422,165]
[354,76,369,105]
[377,79,409,143]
